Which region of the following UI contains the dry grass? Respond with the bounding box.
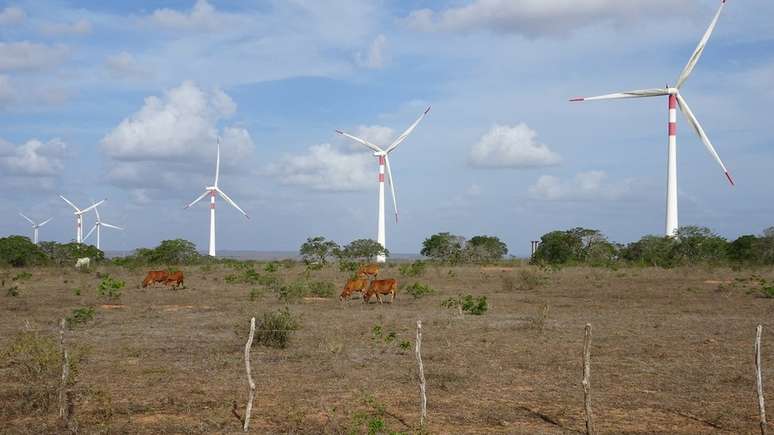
[1,263,774,433]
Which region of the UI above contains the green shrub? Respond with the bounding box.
[275,281,309,302]
[442,294,488,315]
[66,307,96,329]
[0,236,47,267]
[263,262,279,273]
[13,271,32,281]
[254,307,300,348]
[399,340,411,351]
[404,282,435,298]
[399,260,427,277]
[97,275,124,300]
[248,287,265,301]
[307,281,335,298]
[6,285,19,297]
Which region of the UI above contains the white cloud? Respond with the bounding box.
[0,75,15,105]
[101,81,253,192]
[105,51,148,78]
[269,143,373,192]
[469,123,560,168]
[529,171,631,201]
[356,34,388,69]
[0,6,25,25]
[406,0,688,37]
[148,0,243,32]
[0,138,67,177]
[0,42,69,72]
[40,18,92,36]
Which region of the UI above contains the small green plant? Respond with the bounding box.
[225,268,262,285]
[97,275,124,300]
[263,262,279,273]
[399,261,426,277]
[254,307,300,349]
[404,282,435,299]
[73,288,81,296]
[371,325,383,340]
[442,294,488,315]
[66,307,96,329]
[6,285,19,297]
[275,281,309,302]
[12,271,32,281]
[399,340,411,351]
[308,281,335,298]
[248,287,265,301]
[761,284,774,298]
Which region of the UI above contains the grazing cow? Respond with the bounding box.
[142,270,169,288]
[75,257,90,269]
[165,271,185,289]
[363,278,397,304]
[340,278,369,301]
[357,264,379,280]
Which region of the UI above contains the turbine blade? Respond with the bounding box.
[384,155,399,223]
[38,217,53,227]
[385,105,431,154]
[216,188,249,219]
[94,206,101,222]
[185,190,209,208]
[214,137,221,187]
[83,225,97,242]
[101,222,123,230]
[59,195,80,212]
[676,0,725,89]
[335,130,383,153]
[79,199,106,215]
[19,212,35,225]
[569,88,670,102]
[676,93,734,185]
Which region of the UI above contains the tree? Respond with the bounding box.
[673,226,728,264]
[464,235,508,263]
[532,230,581,265]
[133,239,200,265]
[0,236,47,267]
[338,239,388,262]
[728,235,758,263]
[621,235,678,268]
[38,241,104,266]
[421,232,465,263]
[299,236,339,266]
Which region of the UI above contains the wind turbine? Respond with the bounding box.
[59,196,105,244]
[83,205,123,250]
[185,138,249,257]
[570,0,733,237]
[336,106,431,263]
[19,213,52,244]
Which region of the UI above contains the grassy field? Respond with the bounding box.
[2,262,774,434]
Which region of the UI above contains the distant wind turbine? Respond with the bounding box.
[59,196,105,244]
[570,0,733,237]
[336,106,431,263]
[185,137,249,257]
[19,213,52,244]
[83,204,123,250]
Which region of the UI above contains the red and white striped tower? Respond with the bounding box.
[666,93,678,236]
[209,190,216,257]
[76,214,82,243]
[376,153,386,263]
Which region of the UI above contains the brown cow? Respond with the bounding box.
[340,278,369,301]
[363,278,397,304]
[165,271,185,289]
[357,263,379,280]
[142,270,169,288]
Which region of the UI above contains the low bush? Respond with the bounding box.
[442,294,488,315]
[6,285,19,297]
[275,281,308,302]
[66,307,96,329]
[254,307,300,349]
[248,287,265,301]
[97,275,124,300]
[307,281,335,298]
[13,272,32,281]
[404,282,436,299]
[503,269,544,291]
[399,260,427,277]
[263,262,279,273]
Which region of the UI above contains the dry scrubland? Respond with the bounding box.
[2,262,774,434]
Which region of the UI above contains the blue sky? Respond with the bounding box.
[1,0,772,256]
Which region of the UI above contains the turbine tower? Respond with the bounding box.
[336,106,431,262]
[570,0,733,236]
[59,196,105,244]
[83,205,123,250]
[185,138,249,257]
[19,213,52,244]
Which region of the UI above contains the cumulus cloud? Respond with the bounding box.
[529,171,631,201]
[0,6,25,25]
[148,0,243,32]
[268,143,373,192]
[0,42,69,72]
[0,138,67,177]
[469,123,560,169]
[40,18,92,36]
[105,51,148,78]
[406,0,688,38]
[101,81,253,192]
[355,34,388,69]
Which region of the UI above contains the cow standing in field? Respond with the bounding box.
[340,278,369,302]
[363,279,397,304]
[75,257,90,269]
[357,264,379,280]
[142,271,169,288]
[165,271,185,289]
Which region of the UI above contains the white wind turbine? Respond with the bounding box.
[59,196,105,244]
[185,138,249,257]
[19,213,52,244]
[570,0,734,237]
[336,106,431,263]
[83,205,123,250]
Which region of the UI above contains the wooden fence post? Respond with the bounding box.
[582,323,595,435]
[58,318,70,422]
[416,320,427,427]
[243,317,256,432]
[756,324,767,435]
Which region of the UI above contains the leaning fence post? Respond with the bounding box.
[416,320,427,427]
[582,323,595,435]
[756,324,767,435]
[58,318,70,422]
[243,317,256,432]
